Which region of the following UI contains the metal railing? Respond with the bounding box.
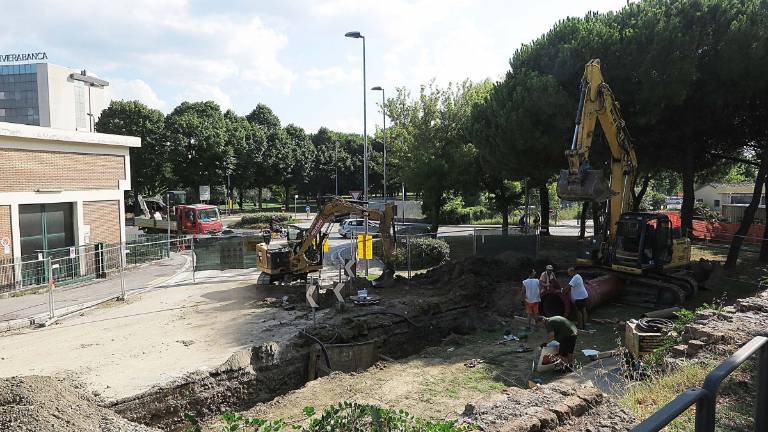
[633,336,768,432]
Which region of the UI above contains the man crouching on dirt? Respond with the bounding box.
[536,315,578,370]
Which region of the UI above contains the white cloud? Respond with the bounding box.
[177,84,233,111]
[106,78,166,110]
[304,66,357,91]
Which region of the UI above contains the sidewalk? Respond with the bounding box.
[0,253,190,332]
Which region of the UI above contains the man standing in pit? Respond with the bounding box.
[522,269,540,329]
[539,264,560,293]
[566,267,589,330]
[537,315,578,370]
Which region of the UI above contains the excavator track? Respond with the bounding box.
[577,265,696,309]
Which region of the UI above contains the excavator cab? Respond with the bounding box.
[611,213,674,271]
[556,169,613,203]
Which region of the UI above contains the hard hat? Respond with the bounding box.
[546,265,554,270]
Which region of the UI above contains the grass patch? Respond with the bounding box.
[621,361,711,431]
[418,364,505,402]
[621,359,756,432]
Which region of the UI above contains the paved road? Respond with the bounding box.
[0,253,190,325]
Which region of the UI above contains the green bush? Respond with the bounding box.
[440,197,493,225]
[233,212,294,228]
[393,237,450,270]
[185,402,473,432]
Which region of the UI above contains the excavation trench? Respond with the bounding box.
[109,257,514,431]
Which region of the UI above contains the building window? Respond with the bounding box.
[74,81,87,130]
[0,64,39,125]
[714,199,720,208]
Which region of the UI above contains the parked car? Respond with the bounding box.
[338,218,380,238]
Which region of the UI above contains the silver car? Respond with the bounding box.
[338,218,379,238]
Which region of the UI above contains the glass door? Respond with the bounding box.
[19,203,76,284]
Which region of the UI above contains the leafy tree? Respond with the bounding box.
[164,101,233,198]
[95,100,168,213]
[281,123,316,208]
[386,80,490,232]
[246,103,289,208]
[467,69,571,235]
[223,111,268,209]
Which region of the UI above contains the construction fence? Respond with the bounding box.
[0,236,193,328]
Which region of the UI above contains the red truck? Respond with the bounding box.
[135,195,223,235]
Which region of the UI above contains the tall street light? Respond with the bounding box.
[371,86,386,201]
[345,31,368,202]
[346,30,369,276]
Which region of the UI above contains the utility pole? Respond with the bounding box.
[335,141,339,196]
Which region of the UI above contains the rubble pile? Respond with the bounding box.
[460,382,635,432]
[670,290,768,358]
[0,376,159,432]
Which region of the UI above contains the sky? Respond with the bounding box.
[1,0,629,134]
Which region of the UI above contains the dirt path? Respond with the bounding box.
[0,270,311,401]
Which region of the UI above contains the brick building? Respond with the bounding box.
[0,122,139,260]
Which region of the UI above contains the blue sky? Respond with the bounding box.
[2,0,628,134]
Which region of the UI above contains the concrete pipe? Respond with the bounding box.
[540,274,623,318]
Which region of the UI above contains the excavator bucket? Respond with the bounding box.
[371,266,395,288]
[556,169,613,202]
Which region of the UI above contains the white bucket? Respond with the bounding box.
[536,340,560,372]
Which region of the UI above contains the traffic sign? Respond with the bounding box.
[350,190,362,200]
[357,234,373,260]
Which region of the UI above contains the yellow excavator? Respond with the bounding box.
[252,197,396,285]
[557,59,697,306]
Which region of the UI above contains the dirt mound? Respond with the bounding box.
[404,256,520,316]
[411,256,511,287]
[0,376,159,432]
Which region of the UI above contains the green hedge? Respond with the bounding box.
[440,198,494,225]
[393,237,450,270]
[234,212,294,228]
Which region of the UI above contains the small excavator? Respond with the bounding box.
[557,59,697,307]
[252,197,396,285]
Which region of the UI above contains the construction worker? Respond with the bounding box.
[537,315,578,370]
[566,267,589,330]
[539,264,560,293]
[522,269,540,329]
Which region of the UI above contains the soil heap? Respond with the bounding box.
[0,376,159,432]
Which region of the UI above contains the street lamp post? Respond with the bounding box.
[371,86,386,201]
[334,141,339,196]
[346,30,369,276]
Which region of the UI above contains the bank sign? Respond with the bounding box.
[0,52,48,63]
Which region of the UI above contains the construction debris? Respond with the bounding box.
[0,376,158,432]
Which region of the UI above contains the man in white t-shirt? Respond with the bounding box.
[567,267,589,330]
[522,269,541,329]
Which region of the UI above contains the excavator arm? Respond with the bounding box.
[557,59,637,242]
[295,197,396,267]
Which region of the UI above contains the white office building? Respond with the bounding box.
[0,60,108,132]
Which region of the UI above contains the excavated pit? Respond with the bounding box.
[109,256,519,431]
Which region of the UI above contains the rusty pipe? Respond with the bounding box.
[540,274,623,318]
